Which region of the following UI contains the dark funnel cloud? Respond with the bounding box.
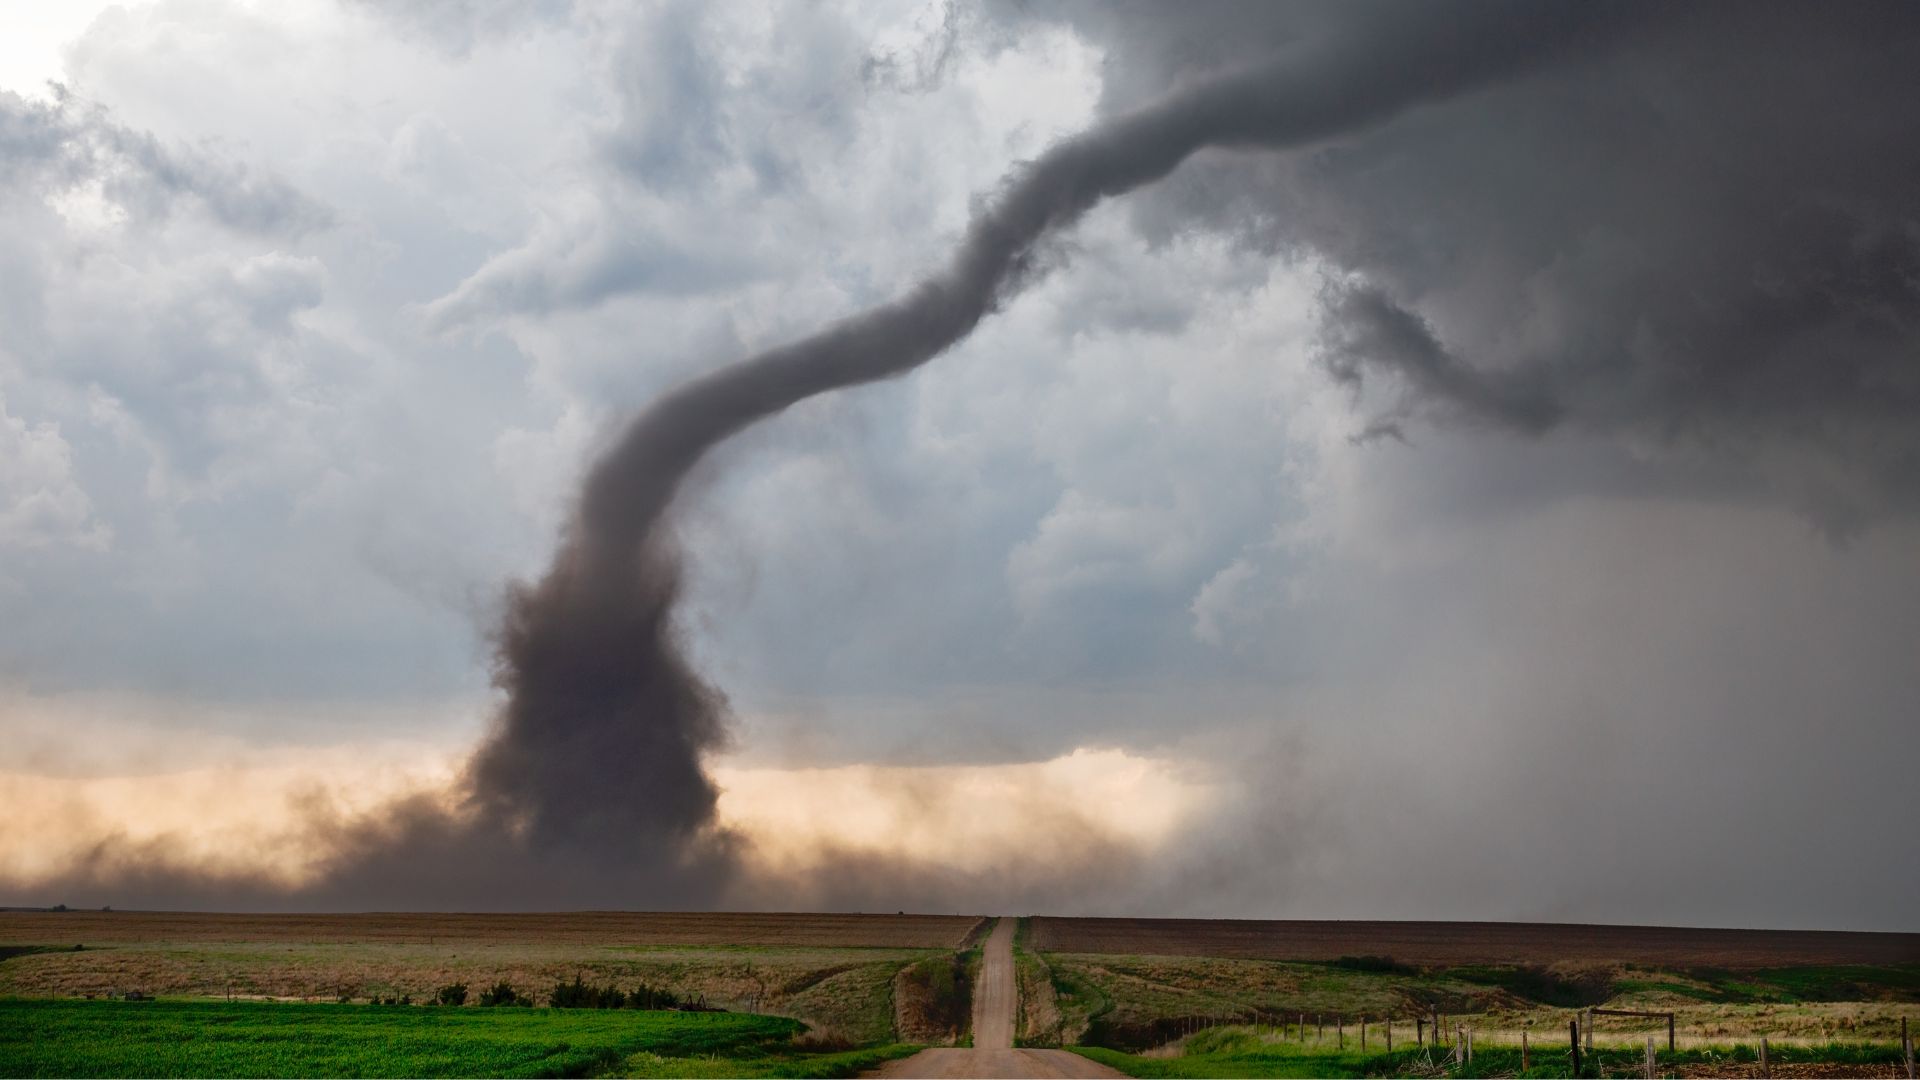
[13,2,1636,909]
[402,0,1629,907]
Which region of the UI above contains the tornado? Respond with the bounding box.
[299,4,1635,903]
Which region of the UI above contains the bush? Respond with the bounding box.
[436,983,468,1006]
[624,983,681,1010]
[548,975,628,1009]
[1332,955,1413,974]
[476,981,523,1007]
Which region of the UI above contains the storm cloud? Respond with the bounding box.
[1,1,1916,927]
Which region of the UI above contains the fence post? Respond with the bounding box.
[1298,1013,1305,1042]
[1760,1037,1770,1079]
[1386,1016,1392,1053]
[1338,1016,1344,1050]
[1361,1016,1367,1052]
[1586,1008,1594,1053]
[1317,1014,1323,1041]
[1416,1016,1424,1046]
[1522,1029,1529,1071]
[1645,1035,1656,1080]
[1466,1027,1473,1066]
[1668,1012,1675,1053]
[1570,1018,1582,1077]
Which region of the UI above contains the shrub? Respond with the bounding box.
[624,983,681,1010]
[436,983,468,1006]
[477,981,522,1007]
[548,975,628,1009]
[1332,955,1413,974]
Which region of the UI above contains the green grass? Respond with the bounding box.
[0,997,918,1079]
[1446,965,1612,1008]
[1068,1026,1918,1078]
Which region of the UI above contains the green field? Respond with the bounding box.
[0,998,916,1079]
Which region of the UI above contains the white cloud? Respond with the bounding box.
[0,395,110,552]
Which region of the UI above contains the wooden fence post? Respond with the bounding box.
[1645,1035,1656,1080]
[1570,1018,1582,1077]
[1298,1014,1305,1042]
[1668,1013,1676,1053]
[1522,1029,1530,1071]
[1338,1016,1344,1050]
[1317,1014,1323,1041]
[1386,1016,1392,1053]
[1416,1016,1424,1046]
[1760,1037,1770,1079]
[1361,1017,1367,1052]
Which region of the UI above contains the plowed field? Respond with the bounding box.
[0,910,984,949]
[1024,919,1920,969]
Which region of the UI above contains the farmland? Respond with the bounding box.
[0,997,916,1079]
[5,912,1919,1077]
[1022,917,1920,969]
[0,911,984,1049]
[1014,917,1920,1076]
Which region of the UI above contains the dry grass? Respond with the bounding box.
[0,911,988,1045]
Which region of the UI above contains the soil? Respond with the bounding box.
[1025,919,1920,969]
[0,910,984,949]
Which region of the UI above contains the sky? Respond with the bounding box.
[1,0,1916,929]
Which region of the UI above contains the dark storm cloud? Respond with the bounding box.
[1013,1,1920,526]
[406,0,1626,909]
[1321,283,1561,436]
[9,0,1640,910]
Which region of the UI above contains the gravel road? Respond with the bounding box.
[869,918,1124,1078]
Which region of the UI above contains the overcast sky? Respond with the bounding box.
[1,0,1916,929]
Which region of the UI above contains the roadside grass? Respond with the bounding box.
[1069,1025,1918,1078]
[1013,944,1065,1047]
[892,948,978,1045]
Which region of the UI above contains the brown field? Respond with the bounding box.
[1024,918,1920,969]
[0,910,984,949]
[0,910,988,1044]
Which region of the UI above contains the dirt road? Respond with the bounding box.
[870,918,1124,1079]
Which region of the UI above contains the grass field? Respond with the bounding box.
[0,998,918,1079]
[1014,917,1920,1076]
[1068,1024,1919,1078]
[1032,952,1920,1050]
[0,912,987,1046]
